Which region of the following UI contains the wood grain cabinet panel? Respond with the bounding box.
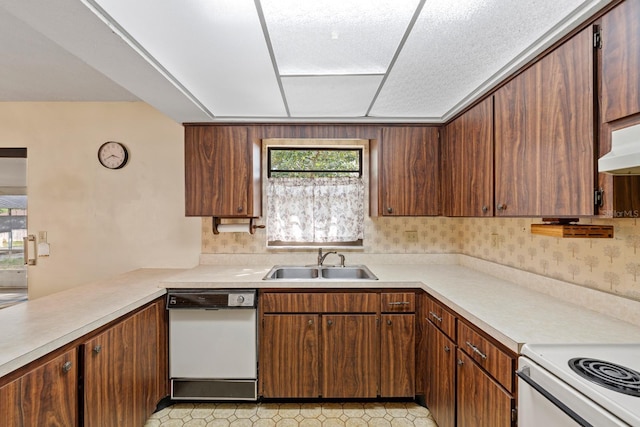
[456,350,514,427]
[443,97,494,217]
[495,26,595,216]
[380,292,415,313]
[185,125,260,217]
[380,314,415,397]
[83,300,167,427]
[377,127,440,216]
[0,349,77,427]
[457,322,514,392]
[260,314,319,398]
[322,314,378,398]
[427,297,456,340]
[601,0,640,122]
[425,321,456,427]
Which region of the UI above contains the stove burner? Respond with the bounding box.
[569,357,640,397]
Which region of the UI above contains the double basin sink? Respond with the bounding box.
[263,265,378,280]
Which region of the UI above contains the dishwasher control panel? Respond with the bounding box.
[166,290,256,309]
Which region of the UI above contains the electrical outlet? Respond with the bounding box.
[405,230,418,243]
[490,233,499,248]
[38,231,47,243]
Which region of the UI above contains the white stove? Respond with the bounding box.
[518,343,640,426]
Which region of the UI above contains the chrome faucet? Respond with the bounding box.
[317,248,346,267]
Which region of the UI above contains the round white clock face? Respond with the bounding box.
[98,141,129,169]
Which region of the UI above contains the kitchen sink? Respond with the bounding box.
[320,266,377,280]
[263,265,377,280]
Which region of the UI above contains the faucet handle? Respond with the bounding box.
[337,254,346,267]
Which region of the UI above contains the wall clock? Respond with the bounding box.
[98,141,129,169]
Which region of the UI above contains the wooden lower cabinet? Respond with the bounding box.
[456,350,514,427]
[425,322,456,427]
[0,349,77,426]
[380,314,415,397]
[323,314,378,398]
[83,299,167,427]
[259,291,415,399]
[261,314,319,398]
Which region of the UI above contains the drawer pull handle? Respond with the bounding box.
[465,341,487,359]
[429,311,442,322]
[62,361,73,373]
[388,301,410,306]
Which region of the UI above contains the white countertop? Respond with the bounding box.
[0,269,180,378]
[3,260,640,379]
[161,262,640,354]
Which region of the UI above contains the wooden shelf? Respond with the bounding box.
[530,220,613,238]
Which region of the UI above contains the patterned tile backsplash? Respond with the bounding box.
[201,216,640,301]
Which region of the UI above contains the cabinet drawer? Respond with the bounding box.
[457,322,514,391]
[381,292,415,312]
[427,298,456,340]
[322,293,379,313]
[261,293,323,313]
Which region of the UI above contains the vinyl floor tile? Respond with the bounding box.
[145,402,438,427]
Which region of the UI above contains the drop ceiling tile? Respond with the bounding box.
[261,0,420,75]
[282,75,383,117]
[92,0,286,117]
[370,0,608,119]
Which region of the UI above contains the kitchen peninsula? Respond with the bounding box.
[2,255,640,425]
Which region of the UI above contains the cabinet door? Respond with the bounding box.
[0,349,77,427]
[322,314,378,398]
[380,127,440,216]
[444,97,494,217]
[495,26,595,216]
[456,350,513,427]
[380,314,415,397]
[537,26,595,216]
[494,63,542,216]
[425,322,456,427]
[84,301,166,427]
[601,0,640,122]
[260,314,319,398]
[185,126,254,217]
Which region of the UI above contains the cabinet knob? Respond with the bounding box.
[482,205,489,213]
[387,207,393,214]
[62,361,73,373]
[308,319,314,326]
[237,206,243,213]
[93,345,102,354]
[387,319,392,326]
[327,319,333,326]
[444,345,450,353]
[497,203,506,211]
[457,359,464,366]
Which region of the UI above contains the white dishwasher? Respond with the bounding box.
[166,289,257,400]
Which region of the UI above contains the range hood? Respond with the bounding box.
[598,124,640,175]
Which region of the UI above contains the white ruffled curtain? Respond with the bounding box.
[267,177,364,243]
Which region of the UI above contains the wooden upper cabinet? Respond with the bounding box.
[443,97,494,217]
[601,0,640,123]
[184,126,261,217]
[495,26,595,216]
[376,127,440,216]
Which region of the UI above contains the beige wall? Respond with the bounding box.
[0,102,201,298]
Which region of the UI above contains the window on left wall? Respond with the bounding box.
[266,147,364,248]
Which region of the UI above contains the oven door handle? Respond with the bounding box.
[516,367,594,427]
